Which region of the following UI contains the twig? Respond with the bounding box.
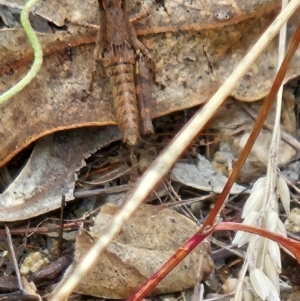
[57,195,66,257]
[73,184,130,198]
[165,180,198,222]
[5,225,23,292]
[0,221,91,236]
[0,0,43,104]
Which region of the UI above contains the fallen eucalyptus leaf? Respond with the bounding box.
[133,0,281,34]
[74,203,214,298]
[0,0,98,27]
[0,126,121,222]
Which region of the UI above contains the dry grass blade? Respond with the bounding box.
[50,1,300,300]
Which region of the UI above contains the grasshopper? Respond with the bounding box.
[92,0,154,145]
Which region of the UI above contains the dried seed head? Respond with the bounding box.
[265,211,279,232]
[275,218,287,236]
[267,240,281,271]
[277,174,290,215]
[250,269,270,300]
[249,269,280,301]
[264,254,280,292]
[233,172,286,301]
[243,288,254,301]
[232,231,252,248]
[232,211,259,247]
[252,236,266,268]
[242,178,265,218]
[266,286,281,301]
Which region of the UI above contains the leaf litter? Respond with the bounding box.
[74,203,214,298]
[1,1,300,166]
[0,1,299,298]
[0,126,121,221]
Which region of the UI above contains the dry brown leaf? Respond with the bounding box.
[0,0,98,27]
[288,290,300,301]
[0,126,121,222]
[209,95,297,181]
[0,0,299,167]
[74,203,214,299]
[133,0,281,34]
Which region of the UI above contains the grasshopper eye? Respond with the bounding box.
[214,10,231,20]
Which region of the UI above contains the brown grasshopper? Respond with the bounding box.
[92,0,154,146]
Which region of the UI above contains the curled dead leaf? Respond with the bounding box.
[0,126,121,222]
